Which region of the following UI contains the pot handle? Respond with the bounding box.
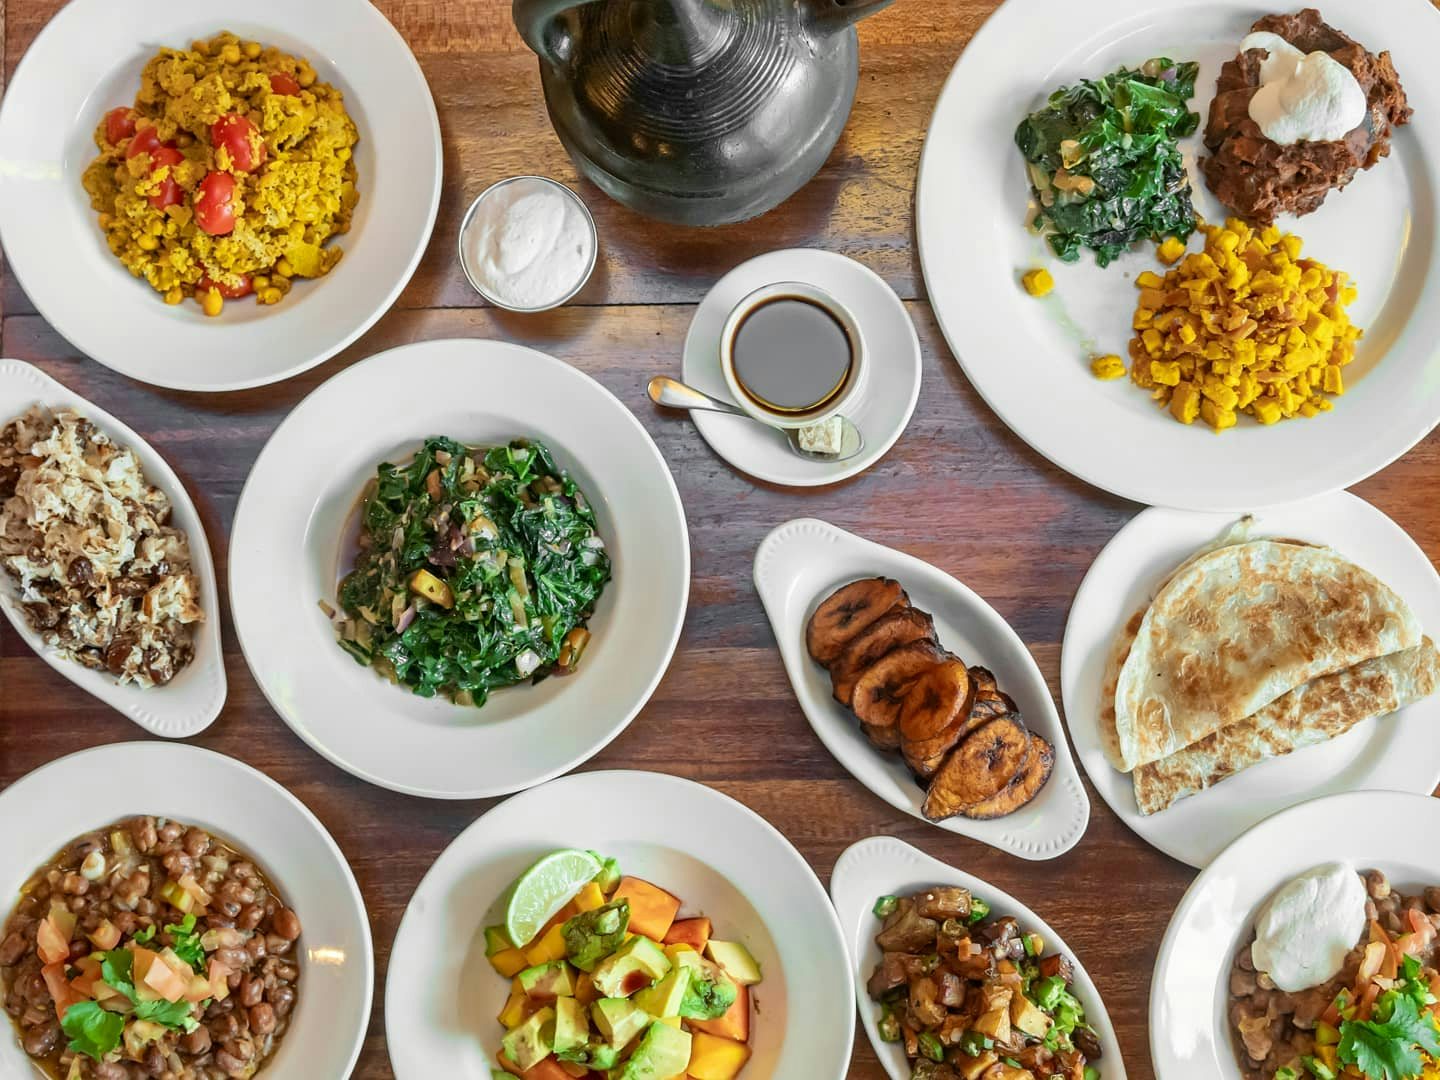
[513,0,598,66]
[804,0,897,35]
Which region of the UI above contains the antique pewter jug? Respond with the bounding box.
[514,0,896,226]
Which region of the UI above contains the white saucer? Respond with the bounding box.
[680,249,921,487]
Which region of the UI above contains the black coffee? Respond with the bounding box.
[731,297,852,415]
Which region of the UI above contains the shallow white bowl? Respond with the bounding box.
[831,835,1127,1080]
[0,0,441,391]
[0,359,226,736]
[754,518,1090,860]
[229,339,690,799]
[917,0,1440,510]
[1062,491,1440,868]
[1151,790,1440,1079]
[385,769,855,1080]
[0,743,374,1079]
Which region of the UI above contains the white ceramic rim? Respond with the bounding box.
[456,175,599,313]
[228,338,691,799]
[916,0,1440,511]
[0,0,442,392]
[1060,490,1440,868]
[0,359,227,736]
[753,517,1091,860]
[717,280,869,430]
[1151,789,1440,1079]
[0,742,375,1080]
[384,769,856,1080]
[831,835,1128,1080]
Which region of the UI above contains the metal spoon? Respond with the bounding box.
[647,377,865,462]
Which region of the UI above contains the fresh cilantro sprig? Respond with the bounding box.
[100,948,204,1029]
[1338,990,1440,1080]
[60,1001,125,1062]
[164,913,205,971]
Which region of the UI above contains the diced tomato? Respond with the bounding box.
[36,916,72,966]
[207,959,232,1002]
[147,146,185,210]
[198,273,252,300]
[193,171,237,235]
[104,107,136,145]
[125,125,168,161]
[41,963,79,1020]
[210,113,266,173]
[269,72,301,96]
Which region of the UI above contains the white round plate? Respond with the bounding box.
[0,359,226,736]
[680,249,921,487]
[1062,491,1440,868]
[0,0,441,392]
[229,339,690,799]
[1152,790,1440,1079]
[754,518,1090,860]
[832,835,1127,1080]
[917,0,1440,511]
[0,742,374,1079]
[385,769,855,1080]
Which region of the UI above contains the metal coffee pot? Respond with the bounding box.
[513,0,895,226]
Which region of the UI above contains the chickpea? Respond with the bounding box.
[242,42,263,60]
[220,44,242,65]
[80,851,107,881]
[274,258,293,278]
[260,287,282,305]
[297,68,316,88]
[137,235,159,252]
[200,288,224,318]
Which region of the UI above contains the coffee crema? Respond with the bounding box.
[730,296,854,416]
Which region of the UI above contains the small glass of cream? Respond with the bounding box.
[458,176,598,313]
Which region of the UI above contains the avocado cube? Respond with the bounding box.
[633,967,690,1019]
[617,1021,692,1080]
[518,961,576,1003]
[591,935,670,998]
[678,963,738,1022]
[484,925,514,957]
[588,851,623,894]
[500,1005,554,1073]
[553,997,590,1054]
[564,899,631,972]
[704,941,761,987]
[592,997,652,1048]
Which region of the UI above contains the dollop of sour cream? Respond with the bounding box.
[1251,862,1368,993]
[462,178,594,310]
[1241,31,1367,145]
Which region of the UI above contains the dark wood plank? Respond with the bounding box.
[2,3,1439,1080]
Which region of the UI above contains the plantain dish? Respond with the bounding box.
[81,31,360,317]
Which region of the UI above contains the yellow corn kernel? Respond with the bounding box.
[1091,354,1126,380]
[1021,268,1054,297]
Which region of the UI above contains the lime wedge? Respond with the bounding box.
[505,849,602,949]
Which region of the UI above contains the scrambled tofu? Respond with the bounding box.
[1127,218,1360,431]
[0,407,202,687]
[82,31,360,316]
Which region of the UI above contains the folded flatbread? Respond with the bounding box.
[1133,638,1440,815]
[1112,540,1422,771]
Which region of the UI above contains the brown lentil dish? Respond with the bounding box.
[1229,869,1440,1080]
[0,817,302,1079]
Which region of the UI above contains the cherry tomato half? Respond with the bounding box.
[269,72,301,96]
[104,108,136,146]
[146,146,185,210]
[194,171,237,236]
[210,114,266,174]
[198,273,253,300]
[125,126,169,161]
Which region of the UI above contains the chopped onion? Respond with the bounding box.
[515,649,542,677]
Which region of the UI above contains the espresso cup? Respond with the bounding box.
[719,281,868,430]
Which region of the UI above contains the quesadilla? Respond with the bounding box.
[1132,638,1440,814]
[1112,540,1422,772]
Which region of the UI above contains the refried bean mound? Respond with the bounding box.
[1202,8,1411,224]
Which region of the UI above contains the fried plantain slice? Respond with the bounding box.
[853,641,946,750]
[830,608,937,707]
[898,660,978,778]
[960,734,1054,819]
[806,578,908,665]
[920,715,1031,820]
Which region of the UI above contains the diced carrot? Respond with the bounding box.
[687,984,750,1042]
[611,877,681,942]
[664,917,712,953]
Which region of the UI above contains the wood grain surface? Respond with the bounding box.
[2,2,1437,1078]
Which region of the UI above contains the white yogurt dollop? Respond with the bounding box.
[462,178,594,310]
[1251,862,1368,993]
[1241,31,1367,145]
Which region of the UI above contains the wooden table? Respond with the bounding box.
[2,1,1437,1077]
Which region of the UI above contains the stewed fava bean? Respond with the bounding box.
[0,818,303,1079]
